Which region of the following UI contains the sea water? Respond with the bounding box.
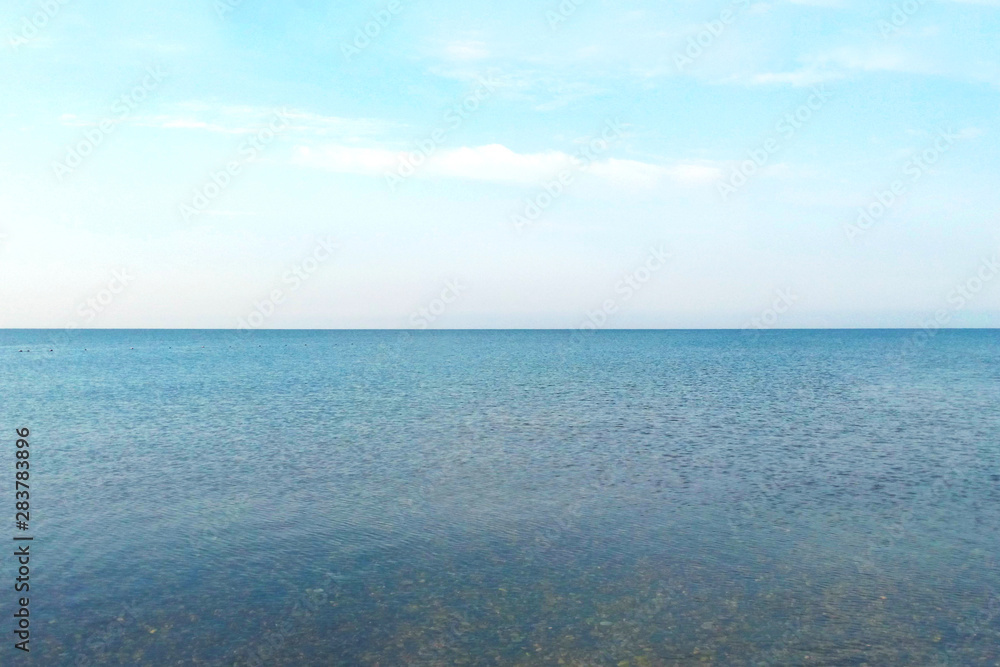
[1,329,998,665]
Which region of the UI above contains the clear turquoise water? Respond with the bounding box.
[1,330,998,665]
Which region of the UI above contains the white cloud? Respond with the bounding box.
[739,69,846,86]
[785,0,845,6]
[590,159,723,187]
[58,103,397,140]
[424,144,569,183]
[731,46,931,86]
[444,40,490,61]
[293,145,396,174]
[293,142,719,188]
[293,143,566,184]
[957,127,986,139]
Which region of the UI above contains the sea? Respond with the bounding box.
[1,329,998,665]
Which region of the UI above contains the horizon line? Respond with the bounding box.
[2,328,998,333]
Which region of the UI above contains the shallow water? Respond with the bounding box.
[1,329,998,665]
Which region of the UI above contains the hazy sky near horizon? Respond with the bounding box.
[1,0,999,329]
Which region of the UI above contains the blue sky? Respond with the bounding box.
[1,0,998,328]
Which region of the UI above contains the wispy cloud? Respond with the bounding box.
[58,103,396,139]
[443,39,490,61]
[293,142,720,188]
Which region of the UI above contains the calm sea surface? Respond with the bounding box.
[1,330,998,665]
